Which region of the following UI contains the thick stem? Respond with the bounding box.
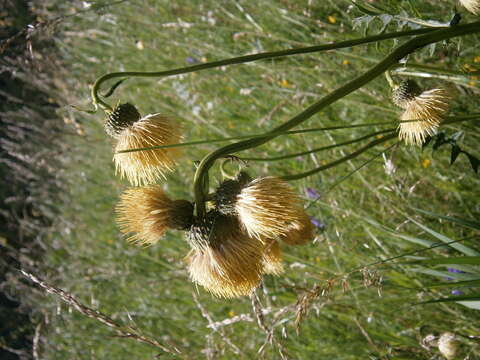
[91,27,438,110]
[238,129,395,162]
[280,133,396,180]
[193,21,480,217]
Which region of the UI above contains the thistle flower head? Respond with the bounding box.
[460,0,480,14]
[235,177,309,240]
[116,185,193,245]
[280,213,315,246]
[186,212,263,298]
[392,80,449,146]
[113,113,183,186]
[438,332,458,360]
[262,240,284,275]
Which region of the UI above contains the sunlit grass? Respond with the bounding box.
[34,0,480,358]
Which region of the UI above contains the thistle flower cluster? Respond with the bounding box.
[106,105,314,298]
[391,80,450,146]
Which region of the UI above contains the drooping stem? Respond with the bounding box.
[192,21,480,217]
[281,133,396,180]
[91,27,439,111]
[238,129,395,162]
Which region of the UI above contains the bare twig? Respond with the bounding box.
[192,292,242,355]
[20,270,180,355]
[251,292,289,360]
[32,320,43,360]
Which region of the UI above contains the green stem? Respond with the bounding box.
[281,133,396,181]
[239,129,395,162]
[91,27,439,111]
[192,22,480,217]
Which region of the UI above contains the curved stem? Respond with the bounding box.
[239,129,395,162]
[192,21,480,217]
[91,27,439,110]
[281,133,396,181]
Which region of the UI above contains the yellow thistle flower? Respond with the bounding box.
[262,240,284,275]
[235,177,310,240]
[116,185,193,245]
[108,103,183,186]
[460,0,480,14]
[186,213,263,298]
[392,80,449,146]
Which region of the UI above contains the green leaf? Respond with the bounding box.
[408,217,480,256]
[414,269,479,281]
[456,301,480,310]
[412,208,480,231]
[418,293,480,305]
[406,256,480,265]
[424,279,480,289]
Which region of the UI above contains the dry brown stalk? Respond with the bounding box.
[251,292,289,360]
[192,292,242,355]
[20,270,181,356]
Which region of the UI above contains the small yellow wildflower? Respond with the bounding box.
[422,159,431,168]
[328,15,336,24]
[228,310,236,317]
[342,59,350,65]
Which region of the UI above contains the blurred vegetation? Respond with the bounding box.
[2,0,480,359]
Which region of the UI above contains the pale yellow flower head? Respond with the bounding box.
[392,81,449,146]
[116,185,193,245]
[261,240,284,275]
[235,177,311,241]
[460,0,480,14]
[186,213,263,298]
[112,112,183,186]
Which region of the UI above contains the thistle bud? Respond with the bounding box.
[105,103,141,138]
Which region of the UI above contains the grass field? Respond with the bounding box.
[18,0,480,359]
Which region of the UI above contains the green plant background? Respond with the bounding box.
[25,0,480,358]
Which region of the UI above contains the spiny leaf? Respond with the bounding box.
[450,145,461,165]
[466,153,480,173]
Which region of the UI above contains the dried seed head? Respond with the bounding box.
[460,0,480,14]
[113,113,183,186]
[438,332,458,360]
[116,186,193,245]
[186,212,263,298]
[235,177,309,240]
[280,213,315,246]
[262,240,284,275]
[105,103,141,138]
[394,84,450,146]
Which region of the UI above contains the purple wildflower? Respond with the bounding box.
[186,56,199,64]
[451,290,463,296]
[447,267,466,274]
[310,216,325,230]
[305,187,320,199]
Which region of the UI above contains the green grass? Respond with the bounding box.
[31,0,480,358]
